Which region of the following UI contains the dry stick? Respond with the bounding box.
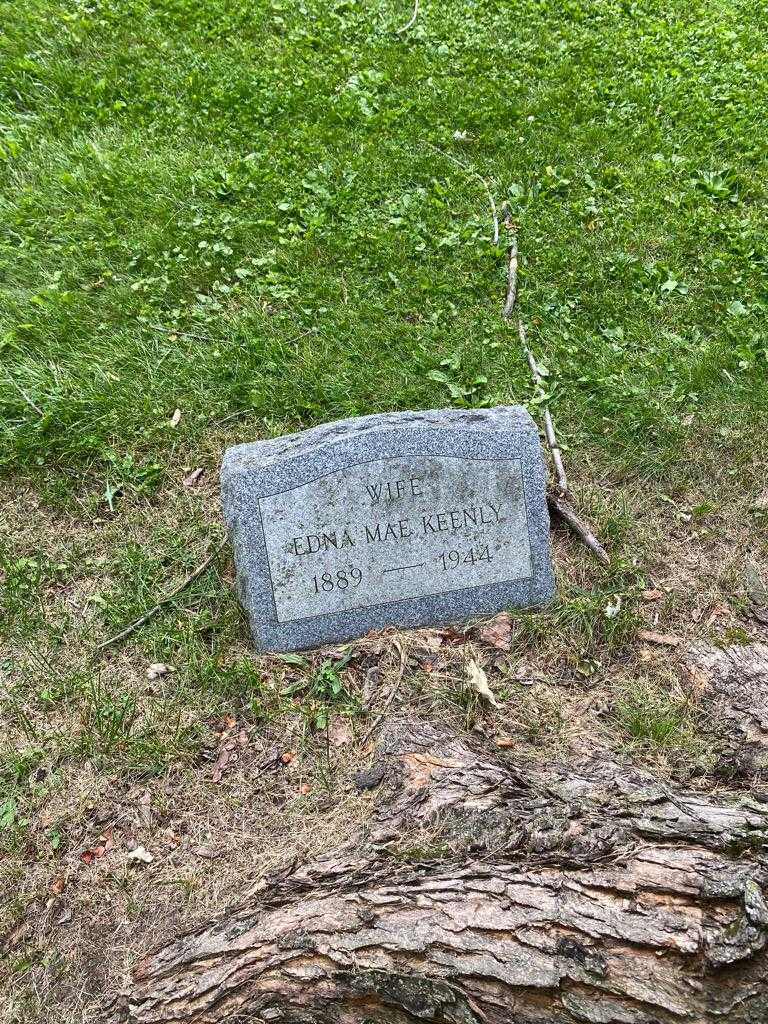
[360,639,406,746]
[503,224,568,488]
[426,142,499,246]
[501,222,609,566]
[396,0,420,33]
[503,230,518,319]
[517,319,569,496]
[92,541,227,659]
[546,491,610,566]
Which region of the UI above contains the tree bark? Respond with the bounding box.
[113,646,768,1024]
[686,640,768,781]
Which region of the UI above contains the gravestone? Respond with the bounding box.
[220,407,555,652]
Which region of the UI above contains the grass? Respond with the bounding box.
[616,678,692,748]
[2,0,768,487]
[1,0,768,1019]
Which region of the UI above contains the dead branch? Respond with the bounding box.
[517,319,569,495]
[502,227,518,319]
[396,0,420,33]
[547,490,610,565]
[91,541,227,659]
[427,142,499,245]
[501,222,608,565]
[501,222,568,494]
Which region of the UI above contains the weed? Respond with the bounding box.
[718,625,753,647]
[0,753,36,849]
[76,677,138,756]
[615,680,693,751]
[282,654,360,730]
[0,548,65,640]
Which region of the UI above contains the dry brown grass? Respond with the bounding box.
[2,450,767,1022]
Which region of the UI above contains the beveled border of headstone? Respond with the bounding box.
[221,408,555,652]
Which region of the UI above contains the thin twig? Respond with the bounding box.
[517,320,569,495]
[503,230,518,319]
[396,0,419,33]
[547,492,610,566]
[144,323,215,342]
[3,369,44,417]
[426,142,499,245]
[501,220,609,565]
[91,540,227,659]
[501,220,569,494]
[360,639,406,747]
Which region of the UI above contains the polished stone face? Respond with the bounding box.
[221,408,555,652]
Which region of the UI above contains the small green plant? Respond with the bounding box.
[0,795,18,830]
[101,452,164,511]
[689,168,740,203]
[0,787,31,851]
[425,354,493,408]
[310,658,346,702]
[281,654,359,730]
[719,625,753,647]
[77,677,138,755]
[615,681,690,749]
[0,747,44,789]
[0,549,66,638]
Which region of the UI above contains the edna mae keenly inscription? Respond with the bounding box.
[262,456,528,622]
[220,407,555,652]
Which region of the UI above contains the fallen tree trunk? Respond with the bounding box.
[686,640,768,780]
[114,649,768,1024]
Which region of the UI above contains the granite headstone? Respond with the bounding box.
[221,407,555,652]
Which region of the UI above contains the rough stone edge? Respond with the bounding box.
[220,407,555,652]
[221,406,536,472]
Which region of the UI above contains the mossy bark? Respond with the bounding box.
[113,646,768,1024]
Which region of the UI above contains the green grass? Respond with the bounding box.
[616,681,684,746]
[615,678,703,758]
[1,0,768,861]
[2,0,767,487]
